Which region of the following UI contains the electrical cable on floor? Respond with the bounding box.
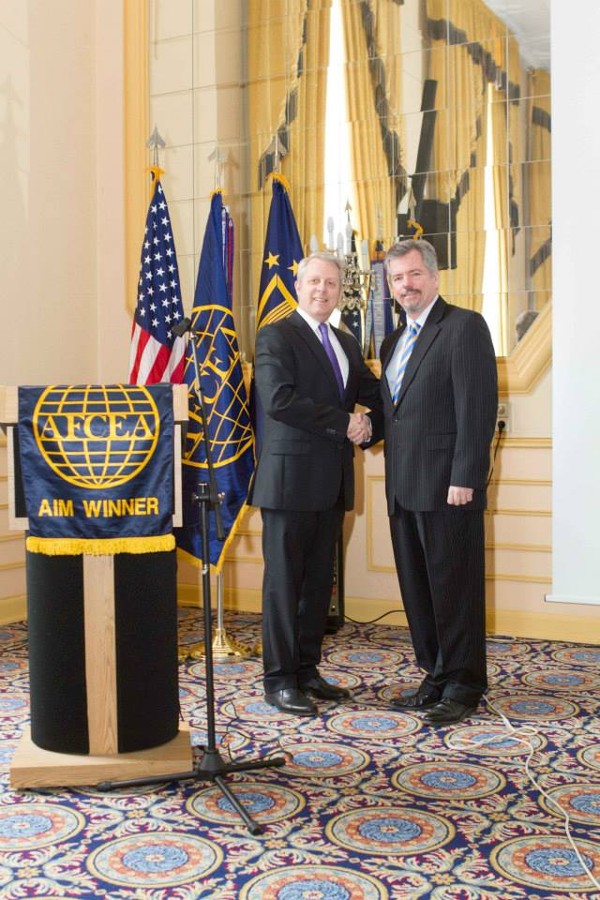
[487,418,505,487]
[445,693,600,892]
[343,609,404,626]
[184,657,600,892]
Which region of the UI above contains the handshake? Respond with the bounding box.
[347,412,372,446]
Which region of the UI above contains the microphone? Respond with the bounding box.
[172,317,192,337]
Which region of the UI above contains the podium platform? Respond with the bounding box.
[11,725,192,790]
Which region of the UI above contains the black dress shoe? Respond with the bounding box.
[389,688,441,711]
[423,698,476,726]
[264,688,317,717]
[300,675,350,701]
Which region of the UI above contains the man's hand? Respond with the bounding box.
[447,486,474,505]
[347,412,372,445]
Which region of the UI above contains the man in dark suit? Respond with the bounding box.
[249,252,381,716]
[380,239,497,726]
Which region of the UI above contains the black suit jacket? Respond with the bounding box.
[248,311,382,512]
[379,296,497,513]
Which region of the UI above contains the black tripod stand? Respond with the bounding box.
[98,321,285,834]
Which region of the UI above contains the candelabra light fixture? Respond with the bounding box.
[311,203,376,355]
[311,204,398,358]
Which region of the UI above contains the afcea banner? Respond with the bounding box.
[17,384,175,555]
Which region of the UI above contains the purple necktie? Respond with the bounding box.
[318,322,345,398]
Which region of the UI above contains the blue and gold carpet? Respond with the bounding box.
[1,610,599,898]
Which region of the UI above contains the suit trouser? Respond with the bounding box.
[260,503,344,692]
[389,503,487,706]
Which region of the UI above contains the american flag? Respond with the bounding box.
[128,174,186,384]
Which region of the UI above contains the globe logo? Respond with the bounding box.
[33,385,160,489]
[182,305,254,468]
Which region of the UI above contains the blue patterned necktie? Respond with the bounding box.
[318,322,345,398]
[391,322,421,403]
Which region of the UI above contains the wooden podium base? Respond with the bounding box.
[10,725,192,790]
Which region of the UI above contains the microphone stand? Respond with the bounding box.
[98,323,285,835]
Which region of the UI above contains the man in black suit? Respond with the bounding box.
[249,252,381,716]
[380,239,497,726]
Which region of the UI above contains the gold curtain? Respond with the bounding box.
[489,87,510,353]
[453,133,486,313]
[527,68,552,310]
[487,32,524,354]
[286,0,332,243]
[247,0,331,300]
[339,0,400,247]
[424,0,510,310]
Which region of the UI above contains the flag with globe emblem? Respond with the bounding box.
[175,191,254,571]
[129,169,186,385]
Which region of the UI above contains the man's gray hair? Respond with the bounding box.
[296,252,344,283]
[384,239,438,276]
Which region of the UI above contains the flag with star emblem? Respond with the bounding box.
[256,173,304,329]
[252,174,304,452]
[175,190,254,571]
[128,171,186,384]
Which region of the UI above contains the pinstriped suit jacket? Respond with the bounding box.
[248,311,382,512]
[379,296,497,513]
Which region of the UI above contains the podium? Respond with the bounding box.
[0,384,193,788]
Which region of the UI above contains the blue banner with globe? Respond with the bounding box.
[17,384,176,555]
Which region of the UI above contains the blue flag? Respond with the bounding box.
[253,174,304,452]
[365,248,395,359]
[256,174,303,329]
[175,192,254,571]
[340,305,365,351]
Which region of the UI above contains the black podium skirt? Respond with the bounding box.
[25,548,180,755]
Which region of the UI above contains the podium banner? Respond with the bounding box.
[17,384,175,555]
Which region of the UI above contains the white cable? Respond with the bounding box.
[446,694,600,891]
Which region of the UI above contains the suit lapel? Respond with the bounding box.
[289,311,344,400]
[333,326,358,401]
[390,296,447,406]
[396,323,439,403]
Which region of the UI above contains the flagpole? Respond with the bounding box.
[185,572,258,661]
[211,573,258,660]
[176,162,257,664]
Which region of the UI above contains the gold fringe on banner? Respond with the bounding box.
[26,534,176,556]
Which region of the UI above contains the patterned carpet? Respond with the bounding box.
[1,609,599,899]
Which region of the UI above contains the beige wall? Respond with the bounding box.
[0,1,596,642]
[0,0,130,621]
